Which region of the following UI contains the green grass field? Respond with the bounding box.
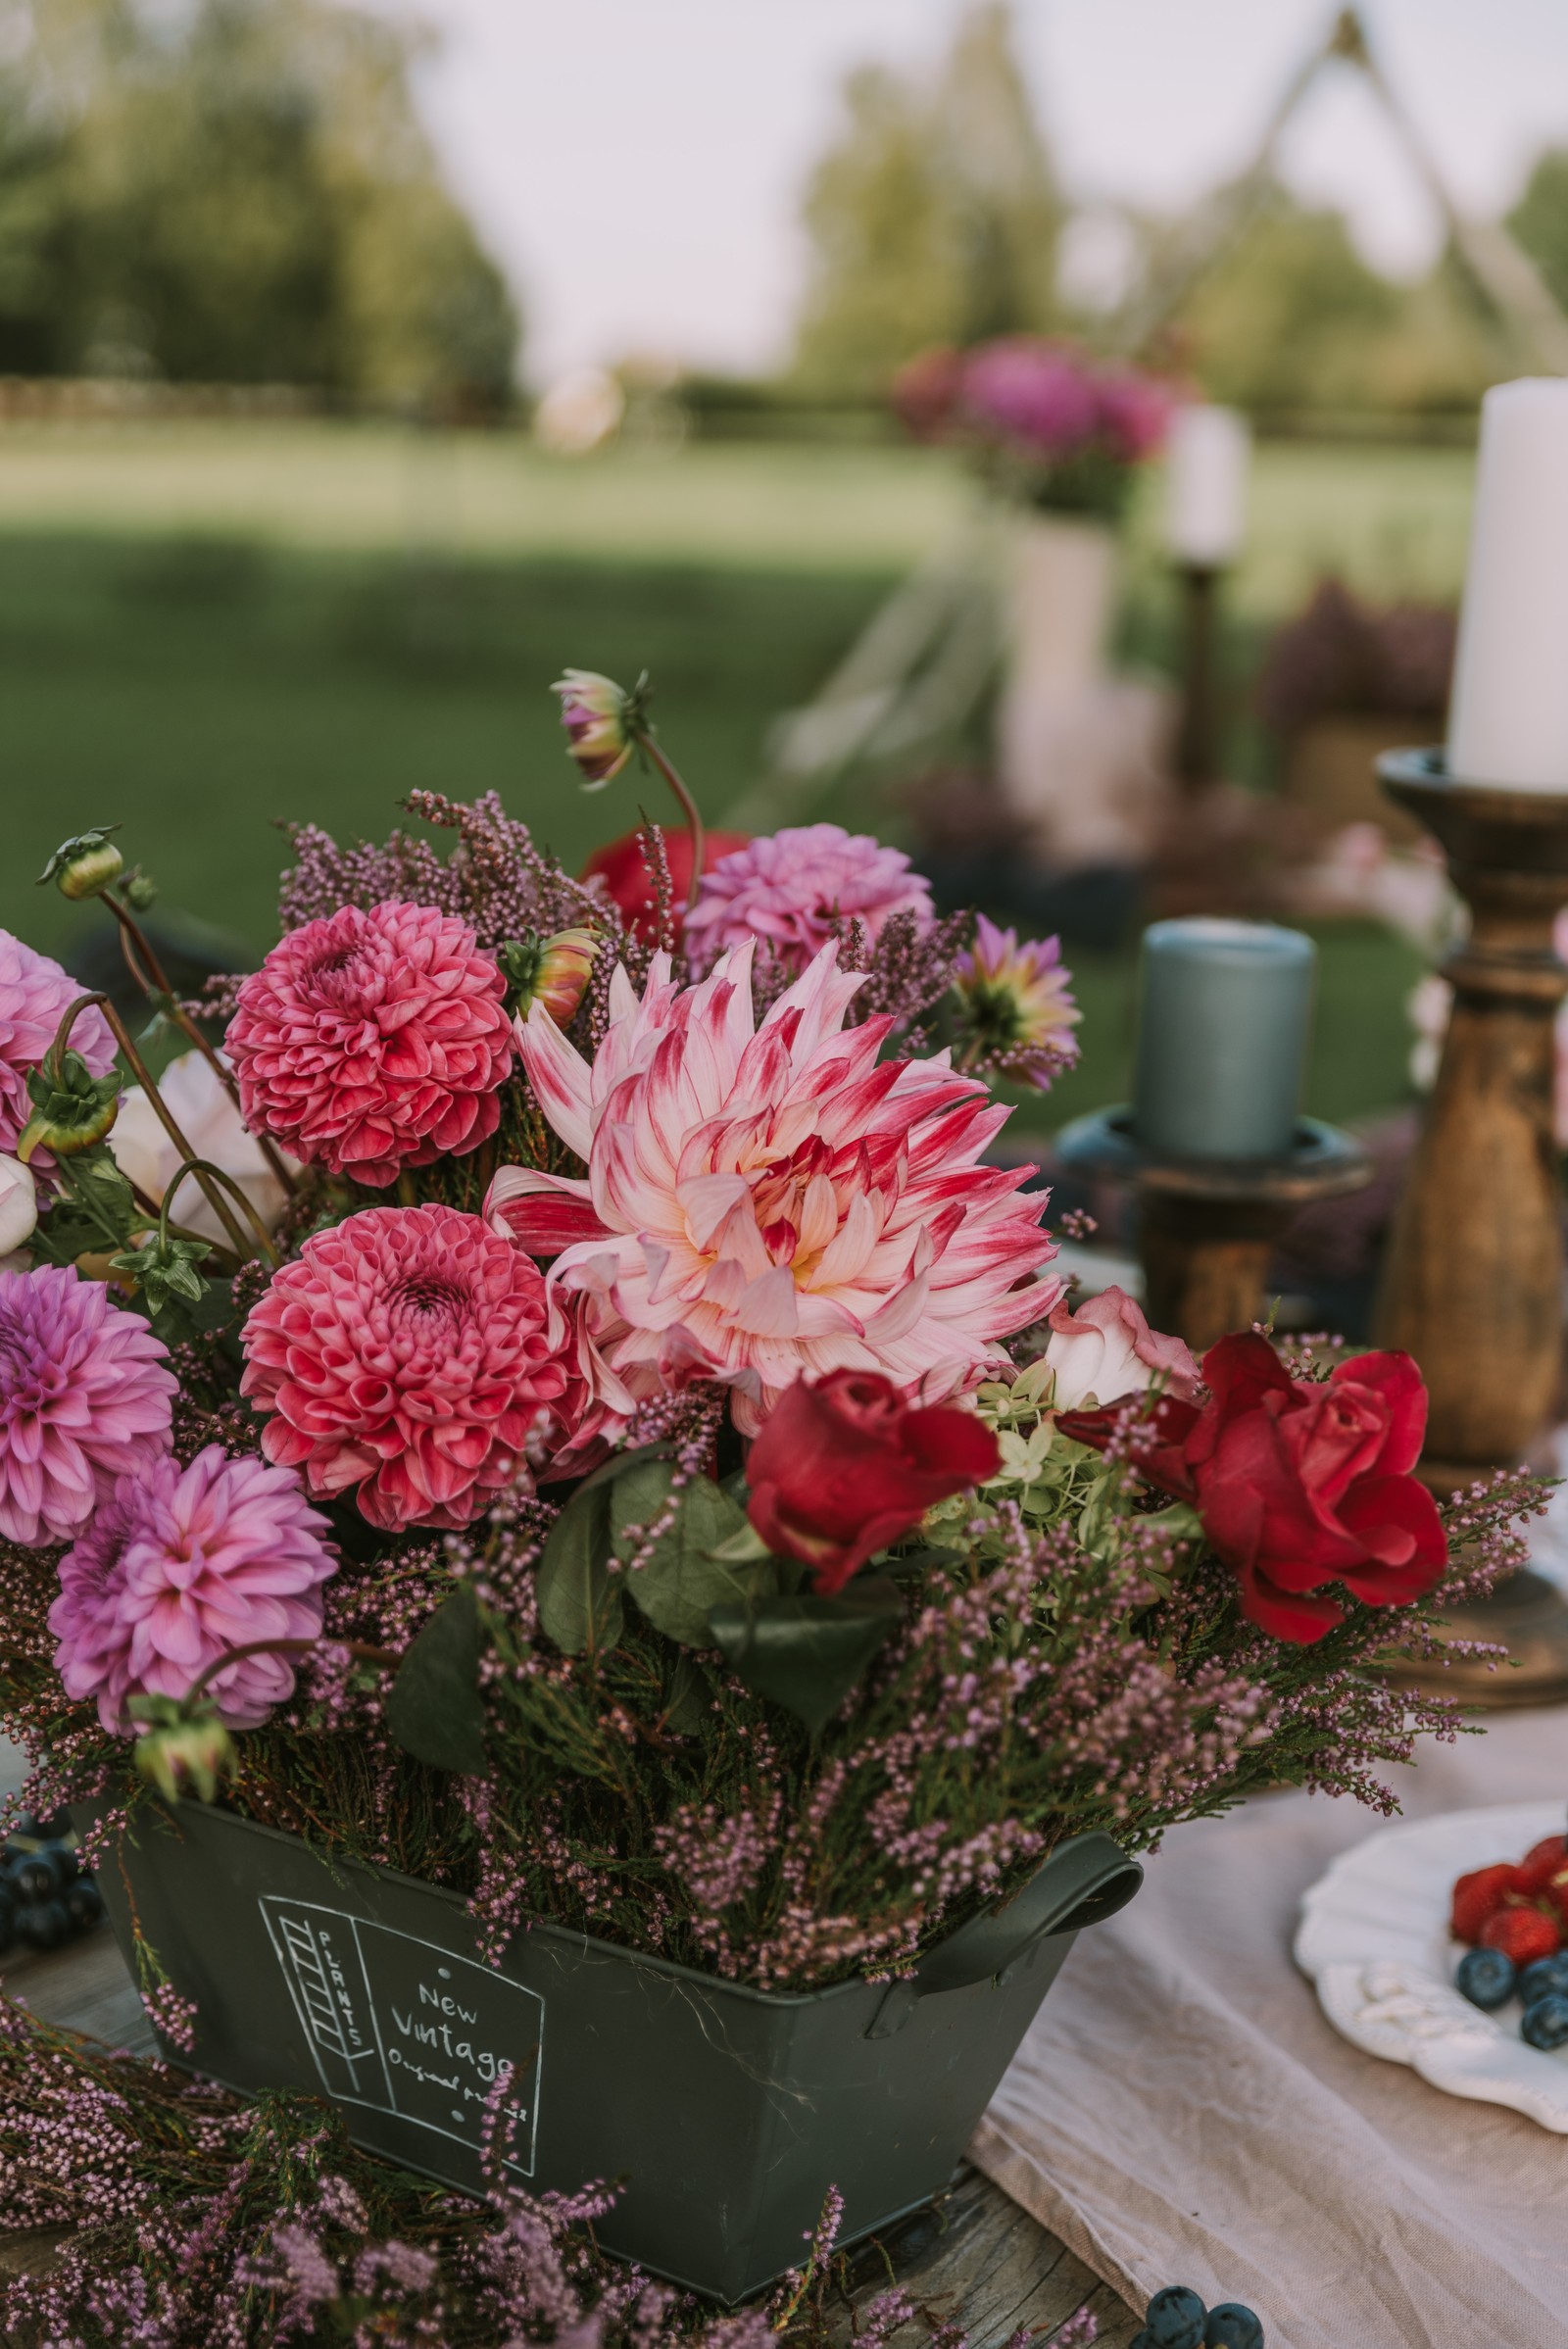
[0,422,1461,1130]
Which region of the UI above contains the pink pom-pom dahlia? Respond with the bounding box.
[489,942,1061,1438]
[49,1445,336,1732]
[0,1265,175,1547]
[683,824,933,977]
[0,929,118,1175]
[225,901,514,1189]
[240,1202,572,1531]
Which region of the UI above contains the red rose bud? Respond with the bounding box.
[746,1369,1000,1596]
[552,667,645,787]
[1060,1331,1446,1646]
[582,826,751,948]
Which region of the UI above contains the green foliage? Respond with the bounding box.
[792,2,1062,395]
[708,1581,904,1736]
[0,0,517,402]
[610,1459,776,1647]
[534,1477,623,1656]
[1509,147,1568,316]
[386,1584,487,1775]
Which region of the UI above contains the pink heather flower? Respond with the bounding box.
[953,915,1081,1090]
[683,824,933,978]
[225,902,514,1189]
[488,941,1061,1440]
[240,1203,572,1531]
[0,928,118,1177]
[0,1265,175,1547]
[49,1445,337,1733]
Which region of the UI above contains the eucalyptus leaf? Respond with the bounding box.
[385,1584,487,1775]
[707,1579,905,1735]
[536,1481,622,1655]
[612,1461,777,1647]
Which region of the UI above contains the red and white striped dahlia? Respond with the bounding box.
[488,942,1060,1438]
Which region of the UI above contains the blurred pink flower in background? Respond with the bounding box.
[0,929,117,1179]
[960,338,1102,455]
[683,823,933,976]
[50,1444,336,1732]
[226,901,514,1188]
[240,1202,572,1531]
[490,940,1060,1439]
[0,1265,174,1547]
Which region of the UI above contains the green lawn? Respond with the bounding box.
[0,423,1458,1131]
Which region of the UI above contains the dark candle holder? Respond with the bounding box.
[1173,561,1223,793]
[1375,747,1568,1705]
[1054,1109,1371,1355]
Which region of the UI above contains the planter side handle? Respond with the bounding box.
[864,1832,1141,2040]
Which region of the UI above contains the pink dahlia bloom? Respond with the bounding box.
[960,339,1101,458]
[49,1445,336,1733]
[683,824,933,977]
[226,902,514,1189]
[240,1202,572,1531]
[0,929,118,1177]
[488,941,1061,1440]
[0,1265,175,1547]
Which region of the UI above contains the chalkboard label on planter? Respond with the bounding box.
[259,1897,544,2175]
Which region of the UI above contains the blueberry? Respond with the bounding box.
[1456,1946,1517,2010]
[16,1899,70,1951]
[65,1881,103,1932]
[1205,2308,1265,2349]
[1521,1993,1568,2051]
[44,1841,79,1888]
[1146,2286,1207,2349]
[8,1851,63,1904]
[1520,1953,1568,2006]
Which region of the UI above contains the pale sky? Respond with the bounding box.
[397,0,1568,384]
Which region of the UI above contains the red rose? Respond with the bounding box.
[582,828,751,947]
[746,1370,1000,1596]
[1058,1331,1446,1644]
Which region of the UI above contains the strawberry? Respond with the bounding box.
[1451,1863,1523,1945]
[1515,1835,1567,1895]
[1481,1907,1561,1966]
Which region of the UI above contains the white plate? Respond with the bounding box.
[1295,1801,1568,2132]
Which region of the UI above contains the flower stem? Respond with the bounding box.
[182,1636,401,1707]
[159,1156,279,1268]
[76,995,256,1264]
[102,889,300,1200]
[636,732,707,912]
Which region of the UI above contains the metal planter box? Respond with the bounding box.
[82,1799,1140,2304]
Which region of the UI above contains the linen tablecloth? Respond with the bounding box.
[973,1707,1568,2349]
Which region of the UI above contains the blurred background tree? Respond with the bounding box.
[791,2,1062,397]
[1509,147,1568,316]
[0,0,517,407]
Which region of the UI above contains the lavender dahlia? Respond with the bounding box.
[0,1265,175,1547]
[683,823,934,976]
[49,1444,336,1731]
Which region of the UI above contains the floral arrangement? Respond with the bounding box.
[1255,577,1457,736]
[893,336,1172,520]
[0,670,1537,2034]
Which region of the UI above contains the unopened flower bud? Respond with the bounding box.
[499,928,600,1028]
[122,868,158,911]
[551,667,648,788]
[37,826,124,901]
[129,1693,237,1805]
[0,1154,37,1253]
[17,1056,122,1163]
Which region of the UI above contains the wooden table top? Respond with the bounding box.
[0,1926,1143,2344]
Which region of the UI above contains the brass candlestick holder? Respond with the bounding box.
[1375,748,1568,1706]
[1173,562,1223,794]
[1055,1110,1371,1355]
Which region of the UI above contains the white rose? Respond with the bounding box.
[110,1051,294,1246]
[1043,1284,1199,1411]
[0,1153,37,1255]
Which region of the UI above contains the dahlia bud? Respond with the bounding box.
[0,1154,36,1254]
[498,928,599,1027]
[16,1055,122,1163]
[122,867,158,912]
[128,1693,237,1806]
[37,826,124,901]
[551,667,649,788]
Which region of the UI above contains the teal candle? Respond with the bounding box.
[1132,918,1316,1160]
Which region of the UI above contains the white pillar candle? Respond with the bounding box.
[1162,405,1250,566]
[1447,378,1568,792]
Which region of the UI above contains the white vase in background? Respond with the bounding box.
[997,509,1173,872]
